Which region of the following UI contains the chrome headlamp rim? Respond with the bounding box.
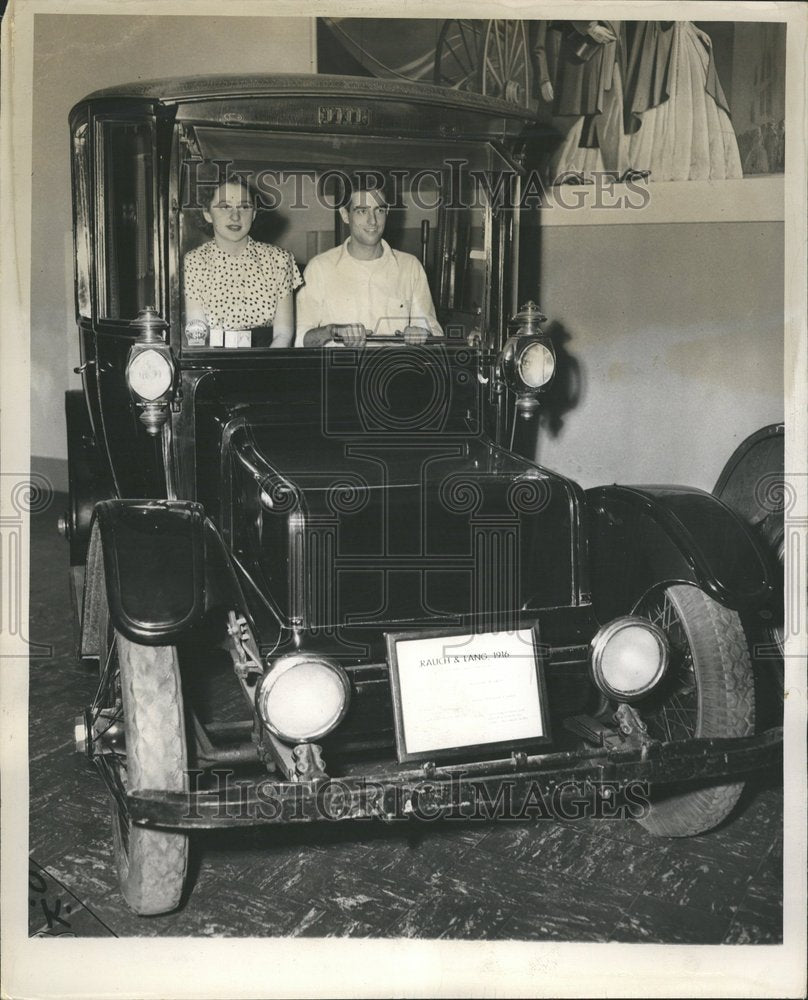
[498,335,557,395]
[589,616,670,702]
[255,652,351,744]
[126,346,174,402]
[516,340,556,389]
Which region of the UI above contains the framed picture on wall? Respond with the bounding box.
[318,17,787,183]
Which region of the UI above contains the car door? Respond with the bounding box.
[92,111,167,499]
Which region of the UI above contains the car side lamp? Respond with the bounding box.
[125,307,177,436]
[497,300,556,418]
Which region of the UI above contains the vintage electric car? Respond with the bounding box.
[64,74,782,916]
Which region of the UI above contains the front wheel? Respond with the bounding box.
[92,603,189,914]
[634,584,755,837]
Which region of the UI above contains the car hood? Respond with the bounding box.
[226,419,580,629]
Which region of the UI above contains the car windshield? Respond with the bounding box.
[177,127,517,354]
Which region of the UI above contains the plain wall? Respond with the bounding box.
[30,14,316,489]
[535,219,784,491]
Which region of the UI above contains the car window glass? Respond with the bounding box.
[180,161,489,349]
[71,122,92,319]
[178,130,496,351]
[99,121,156,320]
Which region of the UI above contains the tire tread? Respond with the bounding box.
[639,585,754,838]
[113,634,189,915]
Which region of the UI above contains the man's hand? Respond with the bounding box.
[401,325,430,345]
[333,323,368,347]
[303,323,368,347]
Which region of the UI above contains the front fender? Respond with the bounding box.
[81,500,247,651]
[585,484,774,621]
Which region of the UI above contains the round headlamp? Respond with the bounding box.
[589,617,669,702]
[498,302,556,406]
[517,341,556,389]
[127,348,173,401]
[256,653,350,743]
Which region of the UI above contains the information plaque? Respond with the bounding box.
[385,626,550,763]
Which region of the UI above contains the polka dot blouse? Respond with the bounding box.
[183,238,303,329]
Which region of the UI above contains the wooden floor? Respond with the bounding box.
[28,495,783,941]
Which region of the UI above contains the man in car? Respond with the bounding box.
[295,176,442,347]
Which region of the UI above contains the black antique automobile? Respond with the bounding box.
[64,74,782,915]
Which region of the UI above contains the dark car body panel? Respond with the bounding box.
[75,72,538,129]
[91,499,247,645]
[713,422,785,527]
[181,350,587,634]
[586,484,774,621]
[64,389,115,567]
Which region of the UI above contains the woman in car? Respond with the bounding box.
[184,176,302,347]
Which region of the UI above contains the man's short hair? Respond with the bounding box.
[340,170,391,209]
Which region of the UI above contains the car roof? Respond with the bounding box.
[74,72,538,121]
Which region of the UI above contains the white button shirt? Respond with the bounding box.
[295,239,442,346]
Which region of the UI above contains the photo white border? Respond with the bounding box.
[1,1,805,997]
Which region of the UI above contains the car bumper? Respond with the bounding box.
[127,727,783,829]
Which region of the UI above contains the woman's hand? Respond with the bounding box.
[270,293,295,347]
